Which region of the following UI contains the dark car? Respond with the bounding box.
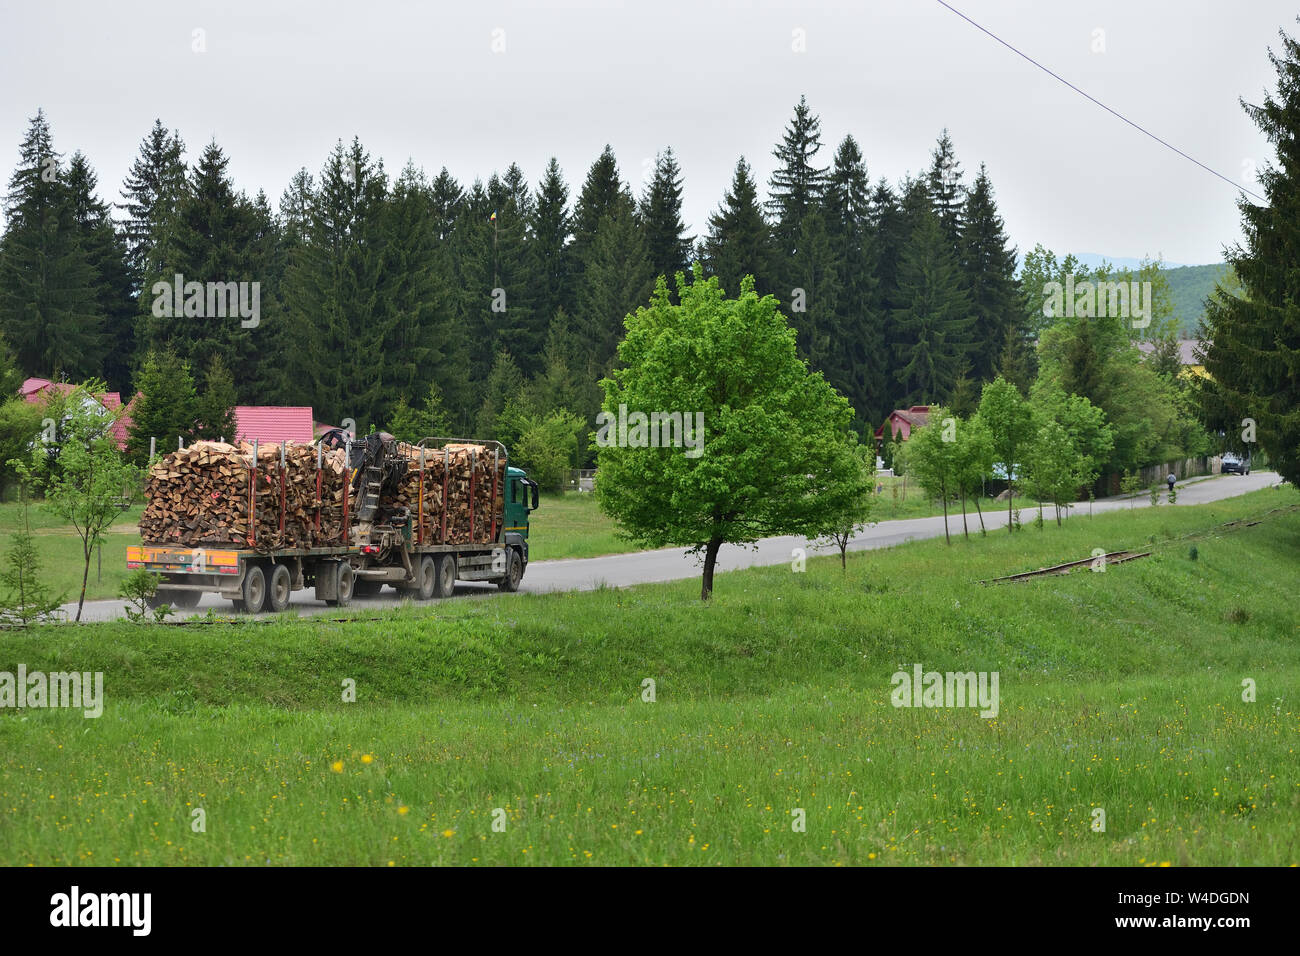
[1221,452,1250,475]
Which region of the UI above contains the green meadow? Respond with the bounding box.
[0,486,1297,865]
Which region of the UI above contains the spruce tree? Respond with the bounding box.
[574,200,653,385]
[926,129,965,253]
[639,148,693,284]
[138,139,267,391]
[959,163,1020,382]
[1201,20,1300,487]
[194,353,238,441]
[531,157,573,328]
[0,110,105,380]
[571,146,630,268]
[824,135,886,430]
[890,208,976,406]
[118,119,185,283]
[66,151,135,392]
[703,157,777,297]
[125,347,198,462]
[767,95,829,259]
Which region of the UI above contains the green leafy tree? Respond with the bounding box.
[0,396,43,490]
[896,407,960,543]
[953,413,994,535]
[978,376,1033,531]
[811,440,877,568]
[509,406,586,492]
[597,269,867,600]
[16,381,140,621]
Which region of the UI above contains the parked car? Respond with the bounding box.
[1221,452,1250,475]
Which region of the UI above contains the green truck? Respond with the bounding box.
[127,436,539,613]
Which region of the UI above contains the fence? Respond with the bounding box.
[1101,456,1214,496]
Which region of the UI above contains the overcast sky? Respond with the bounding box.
[2,0,1294,266]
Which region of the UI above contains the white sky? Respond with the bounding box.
[2,0,1292,266]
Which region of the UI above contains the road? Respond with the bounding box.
[65,471,1284,622]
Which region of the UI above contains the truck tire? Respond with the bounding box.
[158,588,202,610]
[234,564,267,613]
[433,554,455,599]
[326,562,354,607]
[497,548,522,592]
[409,555,437,600]
[267,563,292,613]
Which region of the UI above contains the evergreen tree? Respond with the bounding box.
[639,148,692,284]
[960,163,1020,382]
[280,138,391,427]
[476,349,527,436]
[890,208,976,406]
[138,139,267,392]
[703,157,777,297]
[125,347,198,462]
[531,157,573,328]
[66,151,135,392]
[926,129,965,252]
[574,200,653,384]
[0,110,105,380]
[824,135,886,430]
[194,353,237,441]
[571,146,630,268]
[767,95,829,259]
[1201,21,1300,488]
[118,119,185,283]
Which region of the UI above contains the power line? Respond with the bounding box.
[935,0,1266,203]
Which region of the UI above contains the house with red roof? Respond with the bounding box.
[874,406,932,447]
[233,406,316,445]
[20,377,135,450]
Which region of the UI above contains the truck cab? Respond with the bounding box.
[503,466,539,566]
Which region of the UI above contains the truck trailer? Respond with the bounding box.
[126,435,539,613]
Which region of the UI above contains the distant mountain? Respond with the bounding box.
[1165,263,1231,336]
[1071,253,1189,271]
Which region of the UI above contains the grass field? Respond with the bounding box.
[0,501,142,604]
[1,486,1297,865]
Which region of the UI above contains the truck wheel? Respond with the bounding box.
[267,563,292,613]
[326,562,354,607]
[410,555,437,600]
[236,564,267,613]
[433,554,455,598]
[159,589,202,610]
[497,549,522,592]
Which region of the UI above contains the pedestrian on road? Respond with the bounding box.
[1167,473,1176,497]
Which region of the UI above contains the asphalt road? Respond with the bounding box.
[66,470,1284,622]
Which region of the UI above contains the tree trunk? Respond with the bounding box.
[960,489,969,539]
[77,538,90,622]
[974,495,986,534]
[941,483,950,545]
[1008,476,1014,532]
[701,535,723,600]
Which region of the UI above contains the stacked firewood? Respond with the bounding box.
[140,441,349,549]
[385,442,505,544]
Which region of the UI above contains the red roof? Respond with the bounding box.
[20,377,133,451]
[234,406,315,444]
